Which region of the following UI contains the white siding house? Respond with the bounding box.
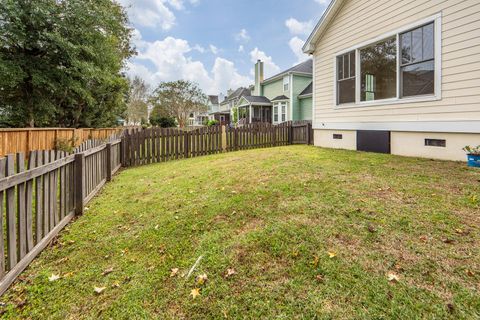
[303,0,480,161]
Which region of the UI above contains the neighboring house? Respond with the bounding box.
[207,95,220,121]
[303,0,480,161]
[214,87,251,124]
[237,59,313,124]
[188,111,209,127]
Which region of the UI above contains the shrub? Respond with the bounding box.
[54,137,77,154]
[207,120,219,127]
[150,115,177,128]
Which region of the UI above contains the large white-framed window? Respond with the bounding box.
[334,14,441,108]
[283,76,290,92]
[273,101,288,123]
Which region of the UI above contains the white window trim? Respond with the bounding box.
[332,13,442,109]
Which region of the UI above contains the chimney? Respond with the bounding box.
[254,60,264,96]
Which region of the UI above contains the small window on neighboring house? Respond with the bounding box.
[281,102,287,122]
[400,23,435,97]
[283,76,290,92]
[333,134,343,140]
[273,104,279,123]
[337,51,356,104]
[425,139,446,147]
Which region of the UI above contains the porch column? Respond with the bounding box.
[249,105,252,124]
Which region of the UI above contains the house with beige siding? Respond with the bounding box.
[303,0,480,161]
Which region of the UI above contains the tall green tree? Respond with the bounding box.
[149,80,207,128]
[0,0,135,128]
[126,77,149,125]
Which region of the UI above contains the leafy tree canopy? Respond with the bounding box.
[0,0,135,128]
[149,80,207,128]
[126,76,149,126]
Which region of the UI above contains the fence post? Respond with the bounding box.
[184,131,190,159]
[106,143,112,182]
[288,123,293,145]
[74,153,85,216]
[307,123,313,145]
[221,125,227,152]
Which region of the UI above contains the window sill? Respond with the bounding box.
[334,94,440,109]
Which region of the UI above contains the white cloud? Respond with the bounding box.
[235,29,250,42]
[314,0,330,4]
[285,18,314,36]
[193,44,205,53]
[238,45,244,53]
[118,0,199,30]
[288,37,309,64]
[125,33,252,95]
[209,44,219,55]
[249,48,280,78]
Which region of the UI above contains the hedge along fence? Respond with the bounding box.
[0,121,312,296]
[0,127,127,158]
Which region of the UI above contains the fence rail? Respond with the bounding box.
[0,121,313,296]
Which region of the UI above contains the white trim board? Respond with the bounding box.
[313,121,480,134]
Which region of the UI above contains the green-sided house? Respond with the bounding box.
[237,59,313,124]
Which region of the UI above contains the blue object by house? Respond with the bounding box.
[467,154,480,168]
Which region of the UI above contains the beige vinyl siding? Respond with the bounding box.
[313,0,480,125]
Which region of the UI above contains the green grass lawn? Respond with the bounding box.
[2,146,479,319]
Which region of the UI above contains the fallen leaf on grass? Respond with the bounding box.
[63,272,74,278]
[48,274,60,282]
[225,268,236,278]
[311,256,320,268]
[111,282,120,288]
[154,225,159,230]
[465,269,475,277]
[170,268,179,277]
[94,287,106,294]
[387,272,400,282]
[328,251,337,258]
[102,267,114,276]
[315,274,324,283]
[197,274,208,285]
[190,288,201,299]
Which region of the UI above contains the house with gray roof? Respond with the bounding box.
[236,59,313,124]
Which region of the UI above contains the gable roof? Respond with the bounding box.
[230,87,251,100]
[208,95,219,105]
[238,96,272,106]
[298,82,312,97]
[303,0,345,54]
[271,95,289,101]
[263,59,313,84]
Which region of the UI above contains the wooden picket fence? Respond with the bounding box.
[0,121,313,295]
[0,137,122,295]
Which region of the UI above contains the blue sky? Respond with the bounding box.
[118,0,330,95]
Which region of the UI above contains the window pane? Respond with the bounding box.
[401,32,411,64]
[401,60,434,97]
[338,78,356,104]
[423,23,434,60]
[350,51,356,77]
[412,28,423,62]
[344,54,349,79]
[337,56,344,80]
[360,37,397,101]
